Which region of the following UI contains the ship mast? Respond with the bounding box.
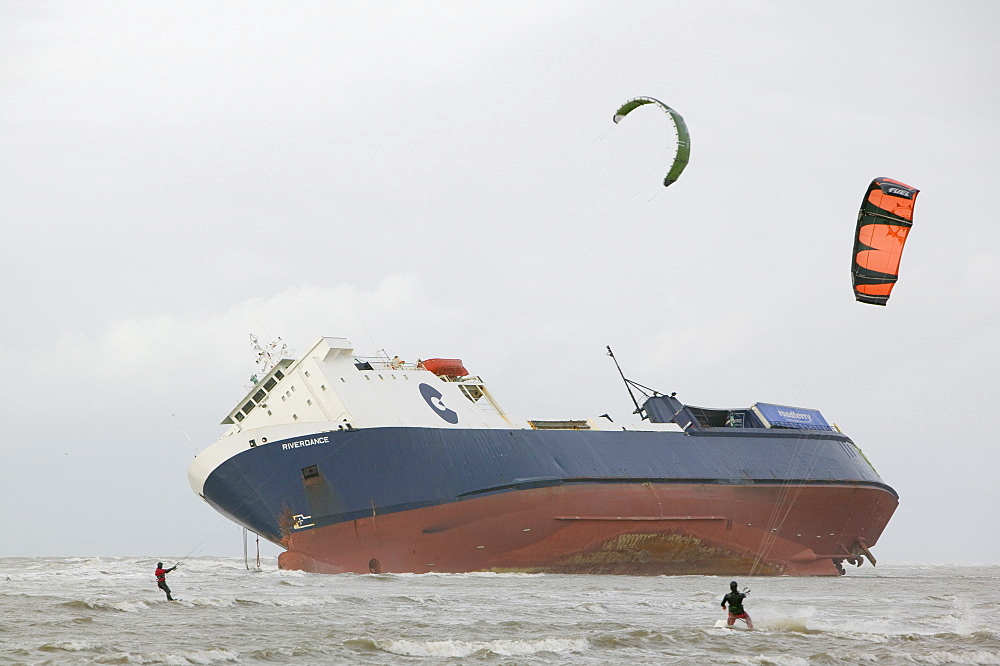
[606,345,664,420]
[248,334,292,385]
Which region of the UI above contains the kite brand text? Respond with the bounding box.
[777,410,812,422]
[886,187,910,197]
[282,436,330,450]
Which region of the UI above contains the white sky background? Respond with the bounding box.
[2,1,998,565]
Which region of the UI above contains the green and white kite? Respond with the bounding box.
[613,96,691,187]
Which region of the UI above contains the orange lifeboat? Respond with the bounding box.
[420,358,469,377]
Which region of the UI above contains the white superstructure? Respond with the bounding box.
[188,337,681,499]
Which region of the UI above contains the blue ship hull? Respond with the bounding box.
[200,425,897,575]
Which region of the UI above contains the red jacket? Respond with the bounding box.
[155,567,171,582]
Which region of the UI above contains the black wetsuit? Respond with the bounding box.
[722,590,753,629]
[721,591,746,615]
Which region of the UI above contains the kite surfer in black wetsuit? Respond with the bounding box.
[721,581,753,630]
[155,562,178,601]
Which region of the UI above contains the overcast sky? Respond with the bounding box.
[2,1,998,566]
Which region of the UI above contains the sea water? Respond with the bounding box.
[1,557,997,664]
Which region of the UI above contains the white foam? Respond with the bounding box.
[39,640,94,652]
[177,597,238,608]
[397,594,443,604]
[836,653,881,663]
[374,637,589,657]
[734,656,809,666]
[901,652,1000,665]
[759,617,815,633]
[405,570,544,579]
[102,600,152,613]
[578,602,607,613]
[110,648,240,664]
[245,595,343,607]
[70,598,153,613]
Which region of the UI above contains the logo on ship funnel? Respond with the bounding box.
[419,383,459,424]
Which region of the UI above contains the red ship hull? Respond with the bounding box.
[278,481,898,576]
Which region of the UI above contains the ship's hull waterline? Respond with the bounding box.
[277,481,897,576]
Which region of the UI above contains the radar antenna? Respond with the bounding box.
[248,334,293,386]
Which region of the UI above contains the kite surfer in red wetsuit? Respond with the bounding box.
[155,562,178,601]
[721,581,753,630]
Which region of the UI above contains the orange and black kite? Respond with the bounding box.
[851,177,919,306]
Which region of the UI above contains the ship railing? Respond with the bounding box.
[353,356,422,372]
[440,374,483,383]
[767,421,837,432]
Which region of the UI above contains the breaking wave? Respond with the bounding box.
[3,559,999,664]
[372,637,590,658]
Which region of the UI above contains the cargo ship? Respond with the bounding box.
[188,336,898,576]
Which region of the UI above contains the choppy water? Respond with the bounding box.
[0,558,997,665]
